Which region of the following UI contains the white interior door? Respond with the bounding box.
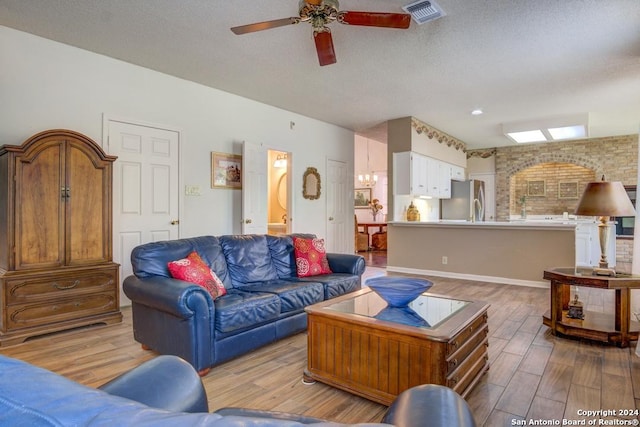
[326,158,349,253]
[107,119,180,305]
[242,141,268,234]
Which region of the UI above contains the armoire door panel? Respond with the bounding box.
[66,142,110,265]
[14,141,65,270]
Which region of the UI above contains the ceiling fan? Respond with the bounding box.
[231,0,411,66]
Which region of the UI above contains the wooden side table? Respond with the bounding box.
[542,268,640,347]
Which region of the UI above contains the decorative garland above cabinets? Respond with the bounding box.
[410,117,466,152]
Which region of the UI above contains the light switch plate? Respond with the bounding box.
[185,185,201,196]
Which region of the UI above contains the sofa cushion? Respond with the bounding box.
[130,236,233,289]
[295,273,360,299]
[241,280,324,313]
[293,237,332,277]
[167,252,227,299]
[220,235,279,286]
[266,234,317,279]
[214,289,281,333]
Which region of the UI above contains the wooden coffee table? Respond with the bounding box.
[304,287,490,405]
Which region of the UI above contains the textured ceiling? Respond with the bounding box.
[1,0,639,149]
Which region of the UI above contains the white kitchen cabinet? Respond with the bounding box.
[451,164,465,181]
[575,222,616,268]
[393,151,453,199]
[436,161,451,198]
[393,151,428,196]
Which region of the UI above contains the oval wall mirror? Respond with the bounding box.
[277,173,287,209]
[302,167,321,200]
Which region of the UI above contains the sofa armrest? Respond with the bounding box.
[326,253,365,276]
[382,384,476,427]
[214,408,329,424]
[99,355,209,413]
[123,275,214,319]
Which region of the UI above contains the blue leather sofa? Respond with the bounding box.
[123,234,365,374]
[0,354,477,427]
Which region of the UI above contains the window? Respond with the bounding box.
[614,185,636,237]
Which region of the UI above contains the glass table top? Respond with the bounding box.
[325,291,470,329]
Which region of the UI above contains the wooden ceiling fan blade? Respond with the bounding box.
[314,30,337,66]
[339,12,411,29]
[231,17,299,35]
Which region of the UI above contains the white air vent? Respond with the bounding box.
[402,0,445,25]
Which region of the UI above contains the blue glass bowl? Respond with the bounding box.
[374,306,430,327]
[365,276,433,307]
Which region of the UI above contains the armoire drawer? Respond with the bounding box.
[5,270,117,304]
[5,292,118,331]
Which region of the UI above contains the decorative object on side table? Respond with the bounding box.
[370,198,383,222]
[366,276,433,307]
[566,294,584,319]
[574,176,636,276]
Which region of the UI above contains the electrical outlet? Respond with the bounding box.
[442,256,448,265]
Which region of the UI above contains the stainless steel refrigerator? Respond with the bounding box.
[440,180,485,221]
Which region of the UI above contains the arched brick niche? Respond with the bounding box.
[494,135,638,221]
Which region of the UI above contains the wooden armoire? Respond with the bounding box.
[0,129,122,346]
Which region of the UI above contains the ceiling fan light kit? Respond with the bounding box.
[231,0,411,66]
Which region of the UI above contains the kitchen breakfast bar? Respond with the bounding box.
[386,221,577,287]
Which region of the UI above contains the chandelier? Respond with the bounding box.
[357,140,377,187]
[358,172,378,187]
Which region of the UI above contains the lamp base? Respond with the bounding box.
[592,266,616,277]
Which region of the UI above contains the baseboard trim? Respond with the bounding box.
[385,265,549,289]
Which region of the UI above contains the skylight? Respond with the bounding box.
[547,125,586,140]
[502,114,589,144]
[506,130,547,144]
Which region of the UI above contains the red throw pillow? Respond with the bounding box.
[167,251,227,299]
[293,237,332,278]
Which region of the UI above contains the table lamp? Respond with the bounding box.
[574,177,636,276]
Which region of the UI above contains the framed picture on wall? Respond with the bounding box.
[527,180,546,197]
[354,188,371,208]
[211,152,242,189]
[558,181,579,199]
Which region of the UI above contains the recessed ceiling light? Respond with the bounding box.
[471,109,483,116]
[506,130,547,144]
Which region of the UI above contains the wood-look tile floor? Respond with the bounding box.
[1,266,639,426]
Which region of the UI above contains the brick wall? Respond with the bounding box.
[493,135,638,220]
[511,163,595,216]
[616,239,633,272]
[469,134,638,267]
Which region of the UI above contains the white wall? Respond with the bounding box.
[1,26,354,239]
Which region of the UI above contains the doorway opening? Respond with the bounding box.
[268,149,290,235]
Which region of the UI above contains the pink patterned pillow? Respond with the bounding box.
[293,237,332,278]
[167,251,227,299]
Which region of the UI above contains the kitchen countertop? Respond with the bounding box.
[388,220,591,230]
